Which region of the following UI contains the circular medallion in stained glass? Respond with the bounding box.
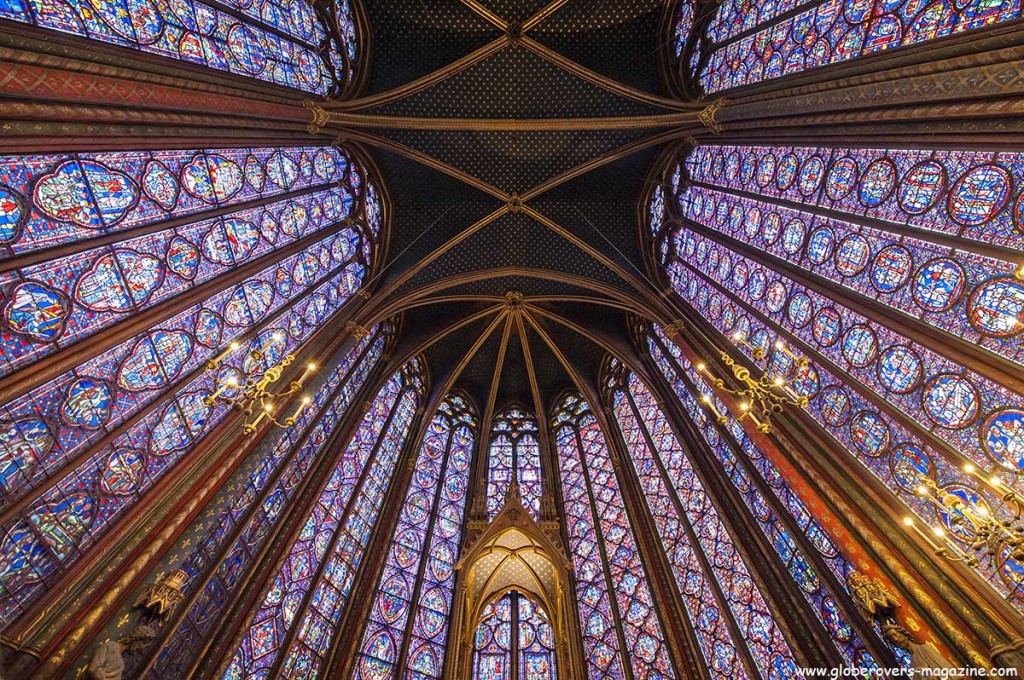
[819,385,852,426]
[850,411,890,456]
[744,205,763,239]
[859,158,897,207]
[756,153,777,187]
[981,409,1024,470]
[100,450,144,496]
[740,152,757,185]
[912,259,966,312]
[762,212,782,245]
[90,0,164,45]
[898,161,945,214]
[967,278,1024,337]
[842,324,878,367]
[923,374,979,428]
[749,269,767,299]
[776,153,799,190]
[870,244,913,293]
[948,164,1011,227]
[806,228,835,265]
[834,234,872,276]
[725,151,741,181]
[765,280,788,313]
[798,156,825,196]
[890,443,933,491]
[733,261,750,288]
[821,597,853,643]
[781,218,806,254]
[708,293,723,319]
[727,203,744,231]
[877,345,923,393]
[812,307,842,346]
[826,156,859,200]
[787,292,814,328]
[61,378,113,429]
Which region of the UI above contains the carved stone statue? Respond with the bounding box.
[86,640,124,680]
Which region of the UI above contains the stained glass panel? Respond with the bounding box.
[486,407,542,521]
[223,361,423,679]
[0,0,357,93]
[354,393,476,680]
[697,0,1023,92]
[611,368,799,678]
[553,393,669,680]
[149,328,385,678]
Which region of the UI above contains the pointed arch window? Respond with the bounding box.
[0,143,382,625]
[552,392,676,680]
[472,591,558,680]
[690,0,1024,93]
[486,406,543,520]
[607,362,799,678]
[352,392,477,680]
[224,359,425,680]
[146,324,389,678]
[652,142,1024,604]
[647,326,902,668]
[0,0,361,94]
[0,145,365,378]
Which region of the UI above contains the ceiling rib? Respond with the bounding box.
[459,0,508,30]
[522,0,570,31]
[327,37,510,112]
[520,37,703,112]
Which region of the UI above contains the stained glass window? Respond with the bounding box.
[655,143,1024,604]
[353,393,476,680]
[147,325,387,678]
[0,0,359,94]
[223,359,425,680]
[0,146,357,377]
[648,326,898,668]
[608,362,799,678]
[552,392,675,680]
[693,0,1024,93]
[0,143,380,624]
[472,591,558,680]
[486,406,543,520]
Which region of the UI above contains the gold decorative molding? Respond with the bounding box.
[698,99,726,133]
[304,100,330,135]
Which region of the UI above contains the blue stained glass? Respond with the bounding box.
[0,0,356,94]
[354,394,476,680]
[486,407,543,521]
[148,330,384,679]
[224,362,422,679]
[554,394,668,680]
[697,0,1022,92]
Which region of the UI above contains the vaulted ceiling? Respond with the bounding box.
[324,0,704,412]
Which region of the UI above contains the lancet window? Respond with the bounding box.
[0,143,380,625]
[352,392,476,680]
[144,324,389,678]
[471,590,558,680]
[607,361,799,678]
[677,0,1024,94]
[0,0,361,94]
[652,142,1024,605]
[486,406,543,520]
[223,358,425,679]
[552,392,676,680]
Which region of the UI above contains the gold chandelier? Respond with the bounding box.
[905,466,1024,584]
[696,334,809,434]
[204,333,318,434]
